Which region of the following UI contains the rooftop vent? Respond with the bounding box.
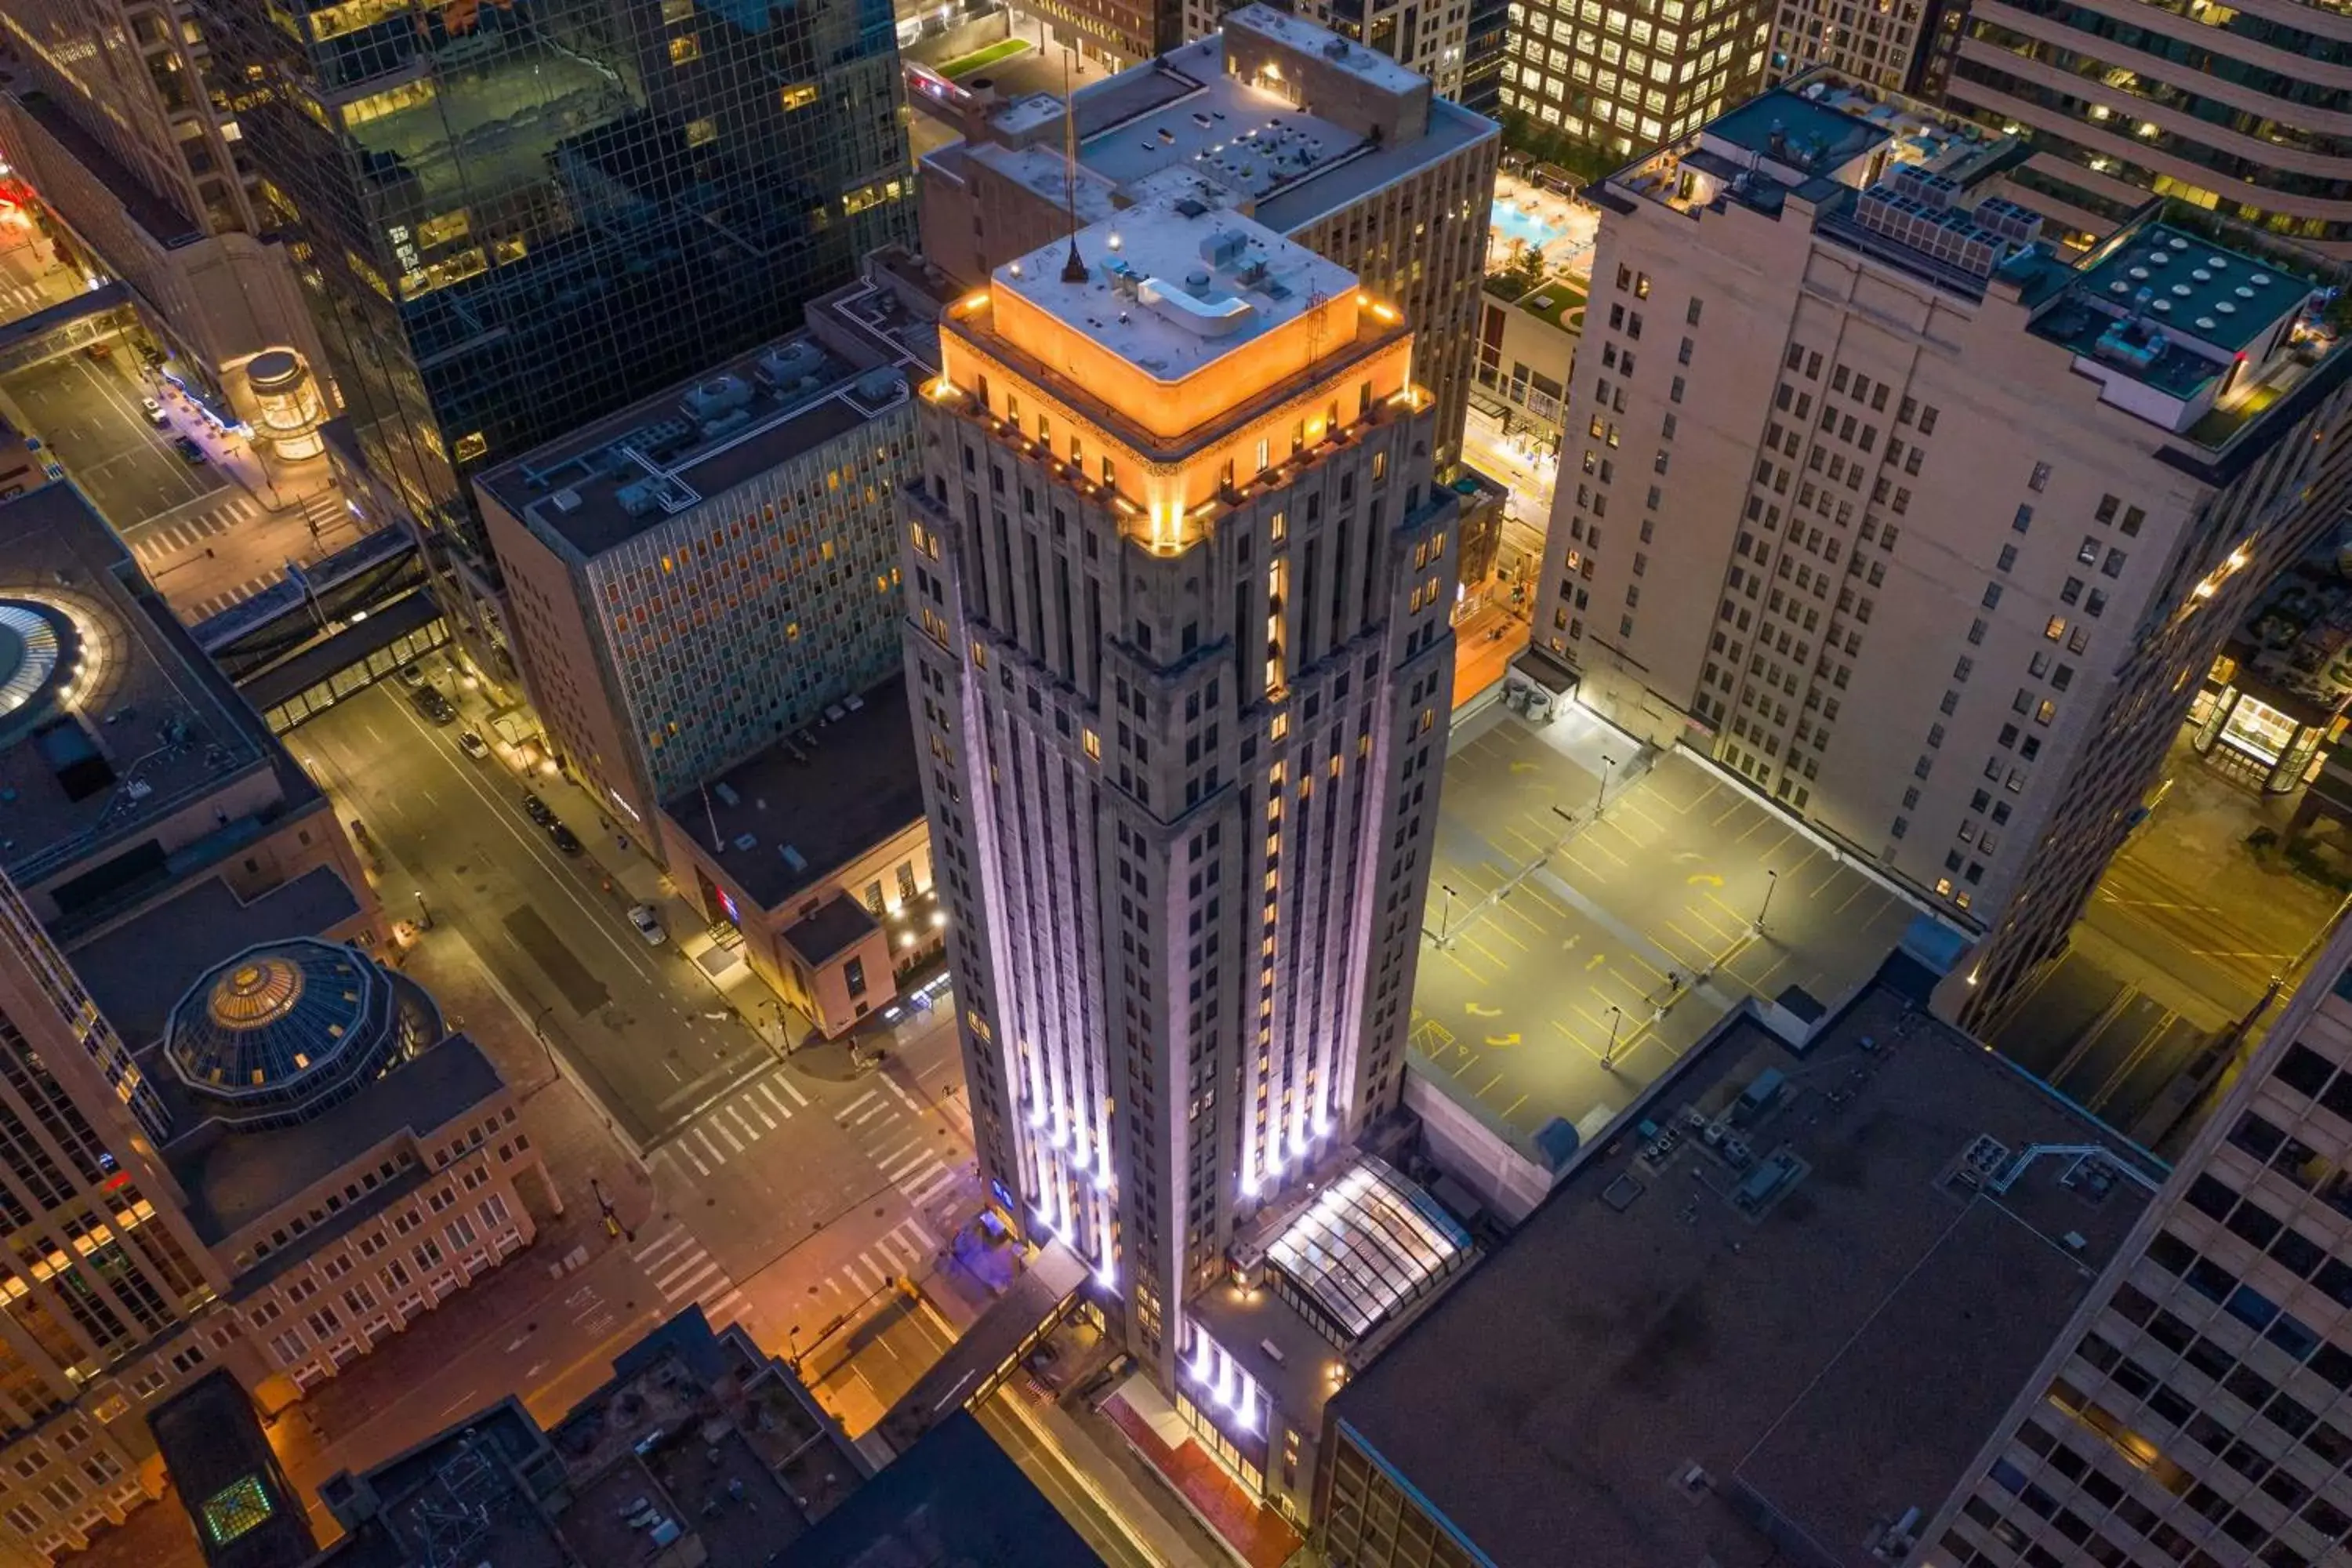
[780,844,808,873]
[550,488,582,513]
[681,373,752,422]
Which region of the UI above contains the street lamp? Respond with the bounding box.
[1755,868,1779,935]
[1595,753,1618,815]
[412,890,433,931]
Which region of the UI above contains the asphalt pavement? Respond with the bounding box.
[0,348,222,524]
[1414,699,1923,1147]
[292,675,772,1148]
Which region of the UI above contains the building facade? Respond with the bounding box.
[0,0,329,415]
[1765,0,1949,95]
[916,5,1498,473]
[476,260,941,830]
[1528,74,2352,1025]
[1923,916,2352,1568]
[899,204,1458,1396]
[1941,0,2352,258]
[195,0,916,654]
[1498,0,1771,160]
[1289,0,1472,101]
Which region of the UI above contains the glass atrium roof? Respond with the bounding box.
[1267,1155,1472,1342]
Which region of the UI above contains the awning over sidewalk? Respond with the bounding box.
[880,1241,1089,1450]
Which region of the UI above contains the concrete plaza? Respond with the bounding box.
[1412,699,1926,1149]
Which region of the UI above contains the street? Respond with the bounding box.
[0,348,220,524]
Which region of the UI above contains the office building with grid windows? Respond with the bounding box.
[1940,0,2352,259]
[476,258,941,830]
[194,0,915,660]
[900,201,1460,1519]
[1764,0,1950,96]
[1922,916,2352,1568]
[1526,74,2352,1027]
[1499,0,1771,161]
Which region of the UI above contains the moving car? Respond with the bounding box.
[81,341,111,361]
[521,793,555,826]
[626,904,666,945]
[548,822,583,855]
[456,730,489,761]
[140,397,167,427]
[170,434,206,465]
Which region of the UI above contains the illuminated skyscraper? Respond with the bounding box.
[899,202,1458,1377]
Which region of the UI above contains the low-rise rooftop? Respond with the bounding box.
[659,676,923,914]
[477,272,931,559]
[0,485,297,906]
[994,203,1356,381]
[1329,967,2165,1568]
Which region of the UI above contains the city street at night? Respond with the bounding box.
[1414,700,1924,1146]
[0,347,223,524]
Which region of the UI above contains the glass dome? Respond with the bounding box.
[163,938,441,1131]
[0,598,78,743]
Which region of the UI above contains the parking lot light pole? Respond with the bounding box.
[1436,883,1460,949]
[1601,1005,1626,1069]
[1596,753,1618,815]
[1755,868,1779,936]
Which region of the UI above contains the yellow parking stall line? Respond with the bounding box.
[1656,917,1715,967]
[1834,879,1872,915]
[1501,1093,1529,1120]
[1456,929,1512,971]
[1482,916,1533,952]
[1494,823,1545,856]
[1700,891,1755,931]
[1438,946,1492,986]
[1494,896,1555,938]
[1476,1069,1504,1095]
[1612,945,1668,983]
[1615,793,1668,833]
[1567,834,1628,869]
[1515,879,1570,919]
[1708,797,1745,829]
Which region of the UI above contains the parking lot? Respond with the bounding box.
[1412,702,1924,1149]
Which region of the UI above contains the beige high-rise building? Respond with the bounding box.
[1922,913,2352,1568]
[899,200,1460,1519]
[917,5,1498,471]
[1764,0,1947,96]
[1526,71,2352,1024]
[1499,0,1771,158]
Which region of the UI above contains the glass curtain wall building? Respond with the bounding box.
[194,0,915,633]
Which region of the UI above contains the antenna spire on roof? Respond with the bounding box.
[1060,53,1087,284]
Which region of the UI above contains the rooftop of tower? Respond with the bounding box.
[989,201,1358,382]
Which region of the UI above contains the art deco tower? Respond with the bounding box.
[899,201,1458,1373]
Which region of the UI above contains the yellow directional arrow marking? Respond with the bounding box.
[1586,953,1606,971]
[1687,873,1725,887]
[1509,760,1540,773]
[1485,1033,1522,1047]
[1465,1002,1503,1018]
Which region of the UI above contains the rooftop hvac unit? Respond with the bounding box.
[681,373,752,422]
[615,480,659,517]
[550,488,582,513]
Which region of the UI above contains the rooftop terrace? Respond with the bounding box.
[1331,968,2165,1568]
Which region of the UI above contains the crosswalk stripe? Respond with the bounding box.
[881,1077,920,1112]
[714,1120,744,1152]
[725,1105,761,1140]
[906,1166,960,1205]
[743,1098,777,1131]
[851,1102,891,1127]
[684,1146,709,1176]
[695,1127,728,1164]
[902,1217,938,1251]
[896,1160,948,1194]
[653,1248,712,1290]
[884,1147,938,1181]
[841,1089,880,1116]
[781,1078,809,1107]
[661,1259,722,1301]
[634,1224,692,1264]
[859,1250,886,1283]
[868,1134,919,1167]
[757,1082,794,1116]
[705,1288,747,1321]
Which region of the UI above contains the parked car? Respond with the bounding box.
[410,686,455,725]
[626,904,666,945]
[456,730,489,761]
[521,793,555,826]
[548,822,583,855]
[397,662,427,687]
[140,397,167,427]
[170,434,206,465]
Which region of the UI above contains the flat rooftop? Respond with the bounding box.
[659,675,922,913]
[0,485,294,898]
[1334,972,2165,1568]
[1705,85,1884,175]
[312,1401,570,1568]
[996,203,1355,380]
[2071,222,2307,354]
[155,1033,503,1247]
[779,1409,1101,1567]
[1062,34,1494,235]
[477,275,926,559]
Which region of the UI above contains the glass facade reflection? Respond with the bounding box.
[195,0,915,579]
